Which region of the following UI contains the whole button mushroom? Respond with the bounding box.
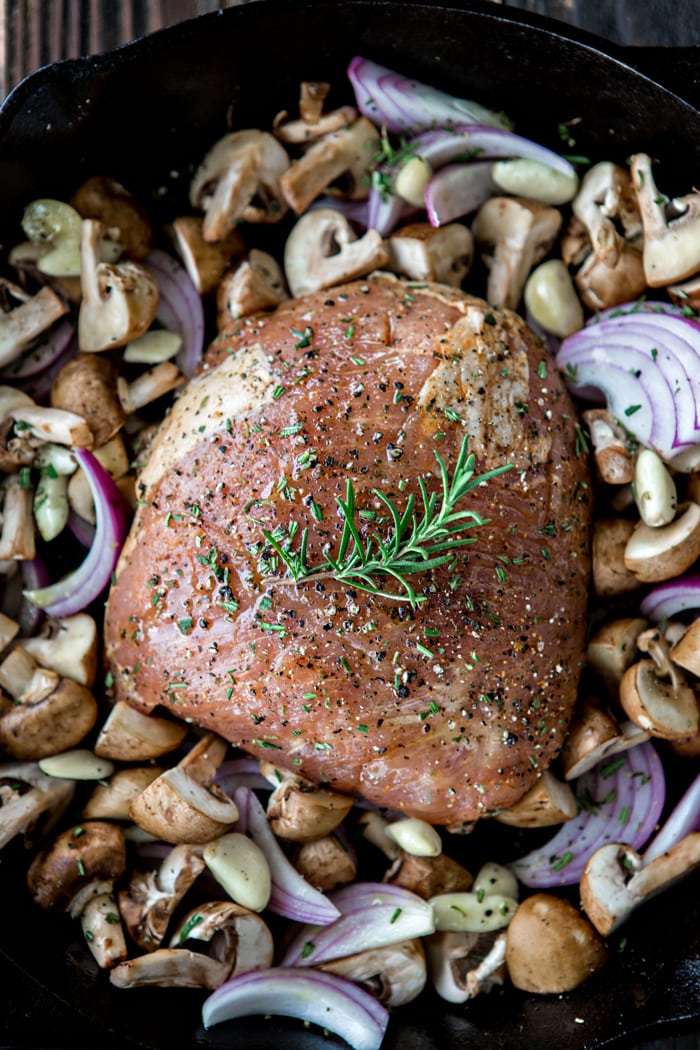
[505,893,607,993]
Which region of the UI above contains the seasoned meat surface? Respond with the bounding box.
[104,274,591,824]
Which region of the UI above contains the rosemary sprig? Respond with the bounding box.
[262,434,513,608]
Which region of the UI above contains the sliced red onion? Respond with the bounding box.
[644,771,700,862]
[347,55,508,134]
[309,195,371,229]
[214,756,271,794]
[67,510,96,549]
[202,966,389,1050]
[18,330,79,403]
[556,310,700,459]
[280,881,435,967]
[640,575,700,622]
[23,448,129,616]
[366,181,417,236]
[586,299,697,325]
[18,555,50,635]
[403,124,576,178]
[146,249,205,378]
[233,785,340,925]
[424,160,495,226]
[0,318,76,380]
[509,741,665,888]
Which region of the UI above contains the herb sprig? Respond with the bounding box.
[262,433,512,607]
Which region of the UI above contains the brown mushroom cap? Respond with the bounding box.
[71,175,153,260]
[505,892,607,994]
[50,353,125,448]
[0,673,98,760]
[27,821,126,911]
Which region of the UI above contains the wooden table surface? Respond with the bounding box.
[2,0,700,99]
[0,2,699,1049]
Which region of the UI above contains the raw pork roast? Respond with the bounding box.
[105,274,591,824]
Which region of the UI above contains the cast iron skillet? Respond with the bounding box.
[1,2,700,1048]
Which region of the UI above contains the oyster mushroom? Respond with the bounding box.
[0,647,98,760]
[128,732,239,844]
[319,939,427,1007]
[78,219,159,353]
[279,117,379,214]
[283,208,389,297]
[471,196,562,309]
[387,222,474,287]
[118,843,206,951]
[505,893,607,993]
[631,152,700,286]
[190,130,290,240]
[0,759,75,850]
[580,833,700,936]
[27,820,128,968]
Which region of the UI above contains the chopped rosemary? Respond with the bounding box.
[262,433,512,608]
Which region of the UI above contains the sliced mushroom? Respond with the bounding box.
[624,501,700,582]
[118,843,205,951]
[21,612,99,687]
[387,222,473,287]
[580,833,700,935]
[275,104,358,144]
[168,215,245,296]
[111,900,274,989]
[83,766,164,820]
[619,628,699,739]
[471,196,562,309]
[128,732,238,844]
[319,940,427,1006]
[0,474,35,561]
[566,161,646,311]
[0,649,98,759]
[216,249,289,327]
[70,175,153,260]
[78,219,159,353]
[354,810,399,860]
[385,849,473,899]
[94,699,188,761]
[190,130,290,240]
[279,117,380,214]
[592,517,640,598]
[117,361,183,416]
[559,698,649,781]
[670,616,700,678]
[505,893,607,993]
[586,616,648,696]
[289,833,357,892]
[0,759,75,850]
[266,771,354,842]
[582,409,635,485]
[0,284,69,369]
[50,353,125,448]
[425,929,507,1003]
[0,611,19,654]
[27,820,128,968]
[668,273,700,311]
[494,770,578,827]
[66,434,130,524]
[631,152,700,286]
[284,208,389,298]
